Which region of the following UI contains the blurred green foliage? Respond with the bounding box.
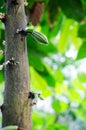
[0,0,86,129]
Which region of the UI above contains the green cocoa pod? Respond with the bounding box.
[28,29,48,45]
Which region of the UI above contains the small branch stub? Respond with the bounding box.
[0,50,4,55]
[28,92,44,100]
[0,13,6,23]
[24,0,28,6]
[16,28,28,36]
[8,57,19,66]
[0,104,4,113]
[2,41,7,46]
[28,92,44,106]
[0,57,19,71]
[3,57,19,67]
[28,92,35,100]
[30,102,37,106]
[28,92,36,106]
[18,127,24,130]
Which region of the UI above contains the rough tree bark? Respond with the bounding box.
[2,0,32,129]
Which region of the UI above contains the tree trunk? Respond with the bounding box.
[2,0,32,129]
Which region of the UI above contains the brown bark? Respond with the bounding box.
[2,0,32,129]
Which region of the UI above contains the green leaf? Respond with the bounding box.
[29,53,45,72]
[45,124,68,130]
[39,64,56,87]
[78,24,86,38]
[76,98,86,121]
[32,112,45,127]
[27,35,57,56]
[27,0,45,8]
[81,0,86,11]
[0,0,6,13]
[52,99,68,113]
[55,83,68,95]
[58,19,72,53]
[0,71,4,83]
[58,0,86,21]
[77,41,86,60]
[30,67,52,97]
[72,78,85,91]
[68,88,81,102]
[47,0,60,26]
[78,73,86,82]
[55,69,64,82]
[52,99,61,113]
